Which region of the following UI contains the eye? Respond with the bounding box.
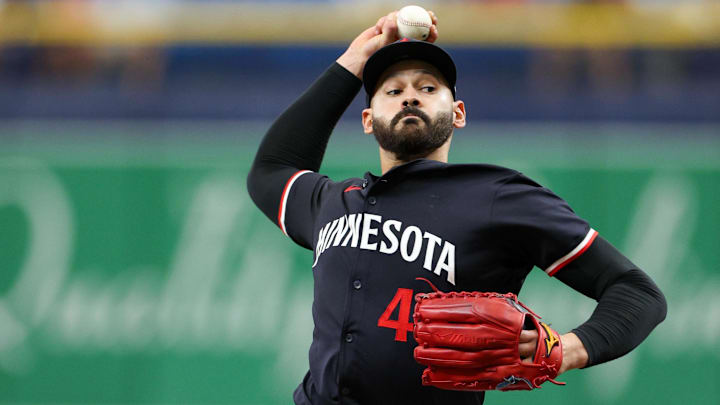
[386,89,401,95]
[421,86,436,93]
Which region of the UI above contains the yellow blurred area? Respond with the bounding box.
[0,1,719,47]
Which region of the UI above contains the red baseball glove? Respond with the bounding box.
[412,282,565,391]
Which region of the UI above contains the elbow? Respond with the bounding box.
[246,161,283,225]
[247,160,270,212]
[653,286,668,326]
[246,165,261,208]
[621,268,668,328]
[638,269,668,329]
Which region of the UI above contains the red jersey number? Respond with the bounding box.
[377,288,415,342]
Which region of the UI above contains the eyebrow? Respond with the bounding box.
[382,69,437,83]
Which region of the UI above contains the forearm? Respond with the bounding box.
[571,269,667,367]
[247,62,361,221]
[247,9,433,224]
[555,236,667,368]
[249,62,361,172]
[247,8,410,178]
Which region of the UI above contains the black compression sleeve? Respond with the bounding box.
[247,62,362,223]
[554,236,667,367]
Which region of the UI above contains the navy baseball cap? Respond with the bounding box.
[362,38,457,107]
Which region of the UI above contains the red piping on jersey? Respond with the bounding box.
[278,170,311,236]
[344,185,363,193]
[547,229,599,277]
[415,277,442,293]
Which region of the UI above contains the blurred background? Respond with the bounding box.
[0,0,718,404]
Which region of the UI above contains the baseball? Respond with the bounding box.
[396,5,432,41]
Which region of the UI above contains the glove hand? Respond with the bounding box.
[519,329,539,364]
[413,290,566,391]
[521,330,589,374]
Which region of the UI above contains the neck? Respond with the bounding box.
[379,137,452,175]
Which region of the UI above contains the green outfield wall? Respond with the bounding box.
[0,121,718,404]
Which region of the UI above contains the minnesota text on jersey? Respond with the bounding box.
[312,213,456,284]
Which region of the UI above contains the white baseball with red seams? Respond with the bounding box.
[396,5,432,40]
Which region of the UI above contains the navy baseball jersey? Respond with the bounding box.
[278,159,596,405]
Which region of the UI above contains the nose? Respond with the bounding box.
[402,98,420,108]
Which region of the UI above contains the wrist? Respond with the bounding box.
[336,51,366,79]
[559,332,588,375]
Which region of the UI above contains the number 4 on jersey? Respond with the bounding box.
[377,288,415,342]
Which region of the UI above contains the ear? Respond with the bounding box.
[362,108,374,134]
[452,100,466,129]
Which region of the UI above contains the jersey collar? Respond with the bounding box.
[364,158,446,186]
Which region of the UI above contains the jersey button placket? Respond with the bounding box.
[368,196,376,205]
[344,333,353,343]
[353,279,362,290]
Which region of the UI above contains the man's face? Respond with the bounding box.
[362,60,465,162]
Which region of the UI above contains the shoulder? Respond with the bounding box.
[291,173,367,203]
[290,171,363,190]
[281,171,366,212]
[324,176,367,193]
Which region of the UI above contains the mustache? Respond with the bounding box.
[390,106,431,128]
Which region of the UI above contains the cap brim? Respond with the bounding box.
[362,39,457,104]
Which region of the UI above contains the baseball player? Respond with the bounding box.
[247,10,666,405]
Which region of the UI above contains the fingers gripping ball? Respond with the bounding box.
[412,288,565,391]
[396,5,432,40]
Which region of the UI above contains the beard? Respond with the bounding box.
[372,106,454,162]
